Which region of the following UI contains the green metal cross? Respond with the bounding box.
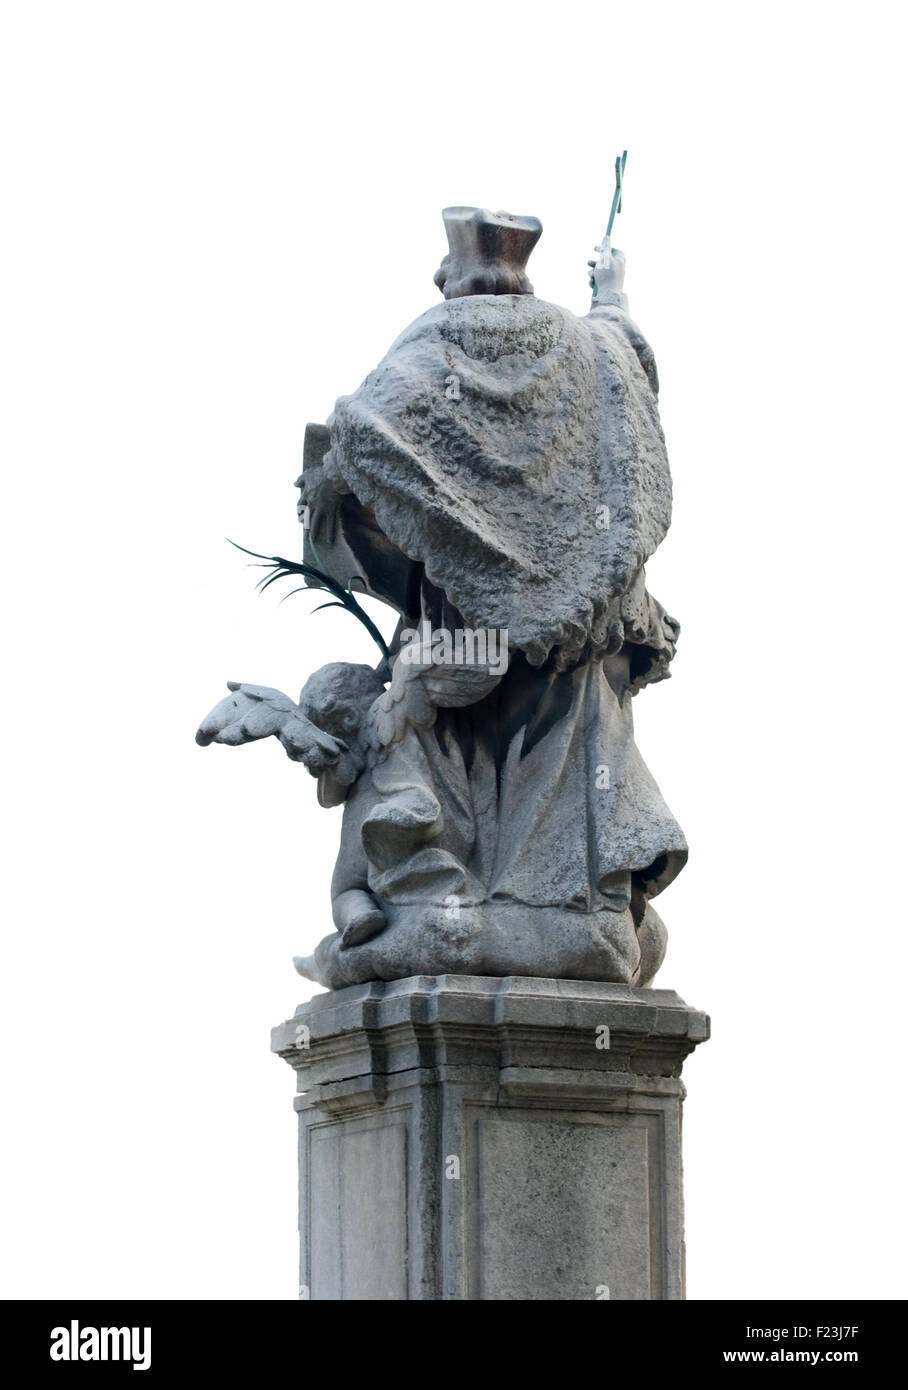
[605,149,628,240]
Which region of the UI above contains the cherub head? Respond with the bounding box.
[298,662,385,746]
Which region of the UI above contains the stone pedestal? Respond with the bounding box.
[272,974,709,1301]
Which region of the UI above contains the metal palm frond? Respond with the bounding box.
[228,540,390,662]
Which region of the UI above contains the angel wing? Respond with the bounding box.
[365,657,503,753]
[196,681,344,772]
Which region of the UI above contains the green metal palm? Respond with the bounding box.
[229,539,390,662]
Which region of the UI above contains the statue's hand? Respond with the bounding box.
[590,240,626,296]
[301,470,344,546]
[196,681,345,772]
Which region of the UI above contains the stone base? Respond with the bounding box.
[297,901,670,991]
[272,974,709,1301]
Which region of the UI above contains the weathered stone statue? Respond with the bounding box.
[198,205,686,993]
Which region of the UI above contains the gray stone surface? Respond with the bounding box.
[199,206,688,991]
[272,974,709,1300]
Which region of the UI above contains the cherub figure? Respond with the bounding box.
[198,648,502,972]
[198,662,386,947]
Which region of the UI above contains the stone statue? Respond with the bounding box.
[198,205,686,991]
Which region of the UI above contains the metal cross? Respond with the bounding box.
[605,150,628,241]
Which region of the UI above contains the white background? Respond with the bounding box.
[2,0,906,1300]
